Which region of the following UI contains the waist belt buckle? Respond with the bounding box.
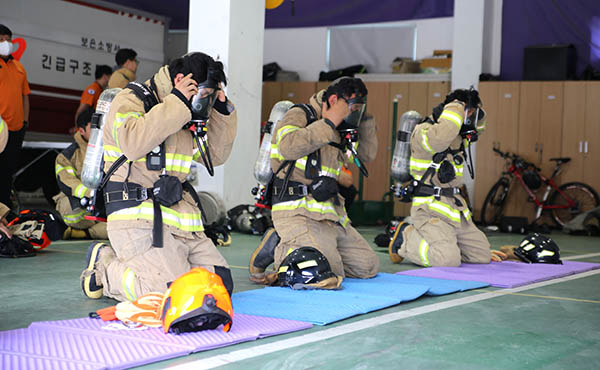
[299,185,308,196]
[433,186,442,199]
[136,188,148,201]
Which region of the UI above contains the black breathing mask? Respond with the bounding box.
[189,70,220,123]
[459,107,484,142]
[336,95,366,131]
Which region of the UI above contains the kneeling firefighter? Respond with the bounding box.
[249,77,379,288]
[81,52,237,301]
[389,88,505,267]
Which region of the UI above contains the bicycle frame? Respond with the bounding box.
[504,162,577,220]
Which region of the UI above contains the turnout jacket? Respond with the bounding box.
[0,116,7,219]
[55,132,91,210]
[102,66,237,236]
[409,101,477,225]
[270,90,377,226]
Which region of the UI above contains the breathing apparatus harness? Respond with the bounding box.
[269,103,369,207]
[93,78,216,248]
[395,99,480,206]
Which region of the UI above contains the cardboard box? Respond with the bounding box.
[420,57,452,69]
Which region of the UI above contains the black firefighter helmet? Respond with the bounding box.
[277,247,337,289]
[514,233,562,264]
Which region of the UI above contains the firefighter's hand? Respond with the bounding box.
[491,250,507,262]
[0,222,12,239]
[217,83,226,102]
[174,73,198,100]
[322,97,348,127]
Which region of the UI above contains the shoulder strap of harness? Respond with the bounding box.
[125,78,159,113]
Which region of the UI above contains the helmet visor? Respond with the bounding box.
[339,96,366,130]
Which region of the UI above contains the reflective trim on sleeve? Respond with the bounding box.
[113,112,143,149]
[122,267,137,301]
[62,208,88,224]
[55,164,76,176]
[75,184,89,198]
[107,201,204,232]
[440,110,463,129]
[420,128,436,154]
[276,125,300,145]
[165,153,192,174]
[419,239,431,267]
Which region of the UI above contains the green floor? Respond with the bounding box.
[1,227,599,369]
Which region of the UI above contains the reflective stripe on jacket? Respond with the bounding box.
[269,90,377,225]
[409,102,472,226]
[102,65,237,235]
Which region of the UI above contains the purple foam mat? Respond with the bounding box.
[30,313,312,353]
[1,351,105,370]
[0,327,185,370]
[397,260,600,288]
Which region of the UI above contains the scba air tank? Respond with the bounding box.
[81,88,122,189]
[390,110,423,182]
[254,100,294,185]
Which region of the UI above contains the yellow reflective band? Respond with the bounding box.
[421,128,435,154]
[520,240,530,247]
[297,260,318,269]
[278,265,289,273]
[113,112,142,148]
[440,110,463,129]
[122,267,137,301]
[523,243,535,251]
[320,164,341,178]
[107,201,204,232]
[413,196,462,223]
[55,164,76,176]
[0,118,5,133]
[339,214,350,227]
[270,144,285,160]
[62,209,87,224]
[295,157,307,170]
[165,153,192,174]
[286,247,294,256]
[276,125,300,145]
[272,198,339,217]
[75,184,88,198]
[419,239,431,267]
[538,250,555,257]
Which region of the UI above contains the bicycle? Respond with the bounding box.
[480,148,599,227]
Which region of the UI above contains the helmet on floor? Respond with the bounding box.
[277,247,339,289]
[514,233,562,264]
[159,267,233,334]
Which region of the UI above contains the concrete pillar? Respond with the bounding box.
[451,0,502,200]
[187,0,265,209]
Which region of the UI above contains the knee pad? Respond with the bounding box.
[214,266,234,296]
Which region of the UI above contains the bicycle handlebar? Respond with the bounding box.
[492,148,540,171]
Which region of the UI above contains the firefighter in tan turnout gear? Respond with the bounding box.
[81,52,237,301]
[250,77,379,289]
[54,107,108,239]
[389,89,506,267]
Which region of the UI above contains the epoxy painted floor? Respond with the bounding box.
[1,227,599,369]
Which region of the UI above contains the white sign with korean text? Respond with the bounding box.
[0,0,165,91]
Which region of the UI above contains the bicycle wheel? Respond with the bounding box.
[480,177,510,226]
[548,182,600,227]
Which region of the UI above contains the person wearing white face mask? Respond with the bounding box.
[0,24,31,210]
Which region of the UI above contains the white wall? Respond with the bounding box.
[188,0,264,209]
[263,17,454,81]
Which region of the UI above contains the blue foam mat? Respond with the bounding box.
[233,273,487,325]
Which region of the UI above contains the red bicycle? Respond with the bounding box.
[480,148,599,227]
